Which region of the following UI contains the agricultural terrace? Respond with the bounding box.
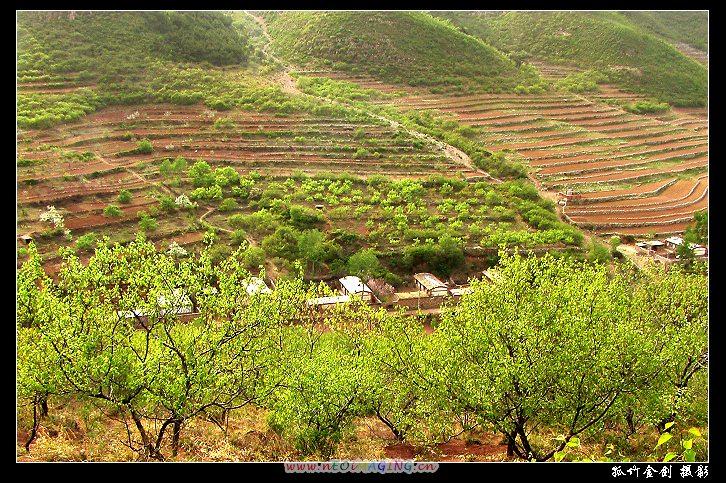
[17,107,582,279]
[301,71,708,237]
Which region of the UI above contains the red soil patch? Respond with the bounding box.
[568,176,708,212]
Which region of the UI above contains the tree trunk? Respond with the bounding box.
[172,420,182,456]
[506,437,515,458]
[39,394,49,418]
[130,409,163,460]
[625,408,636,437]
[24,398,40,452]
[375,410,404,442]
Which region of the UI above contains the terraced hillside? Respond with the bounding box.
[302,71,708,236]
[16,104,444,260]
[19,99,586,278]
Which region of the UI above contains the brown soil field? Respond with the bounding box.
[567,176,708,212]
[554,156,707,184]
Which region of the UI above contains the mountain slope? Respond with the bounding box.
[436,11,707,107]
[615,11,708,52]
[16,11,267,128]
[263,11,543,94]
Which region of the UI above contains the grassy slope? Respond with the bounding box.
[17,11,250,74]
[613,11,708,51]
[264,11,543,94]
[16,12,296,128]
[436,11,707,106]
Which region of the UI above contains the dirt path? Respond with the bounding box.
[199,203,281,278]
[246,11,500,182]
[98,155,175,196]
[199,207,233,234]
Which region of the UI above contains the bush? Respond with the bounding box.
[587,241,611,264]
[135,138,153,154]
[117,189,132,204]
[288,205,324,229]
[623,100,670,114]
[75,232,97,252]
[103,204,122,217]
[261,226,300,260]
[402,234,465,276]
[218,197,238,212]
[158,195,176,212]
[231,229,248,245]
[189,161,215,188]
[243,246,266,269]
[138,212,158,232]
[347,249,383,279]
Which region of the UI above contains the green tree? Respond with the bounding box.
[347,249,382,280]
[437,252,662,460]
[297,229,326,276]
[104,204,122,217]
[136,138,153,154]
[139,212,158,232]
[188,161,214,188]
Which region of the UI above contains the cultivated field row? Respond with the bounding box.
[307,71,708,235]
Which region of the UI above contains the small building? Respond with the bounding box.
[306,294,351,308]
[636,240,666,253]
[413,273,449,297]
[449,286,473,297]
[117,289,193,320]
[241,277,272,296]
[315,204,324,210]
[18,234,33,245]
[692,245,708,257]
[665,236,684,250]
[339,276,373,302]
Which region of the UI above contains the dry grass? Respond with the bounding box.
[17,400,704,462]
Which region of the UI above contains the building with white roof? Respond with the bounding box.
[117,288,193,320]
[306,295,352,308]
[665,236,684,249]
[241,277,272,296]
[338,276,373,302]
[413,272,449,297]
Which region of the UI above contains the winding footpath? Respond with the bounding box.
[246,12,501,183]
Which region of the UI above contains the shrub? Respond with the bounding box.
[174,194,197,209]
[135,138,153,154]
[117,189,132,204]
[623,100,670,114]
[231,229,248,245]
[261,226,300,260]
[167,241,188,258]
[189,161,215,187]
[243,246,266,269]
[218,197,239,212]
[75,232,97,252]
[103,204,122,217]
[347,249,383,279]
[39,205,65,228]
[138,212,158,232]
[158,195,176,212]
[288,205,324,229]
[588,241,611,264]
